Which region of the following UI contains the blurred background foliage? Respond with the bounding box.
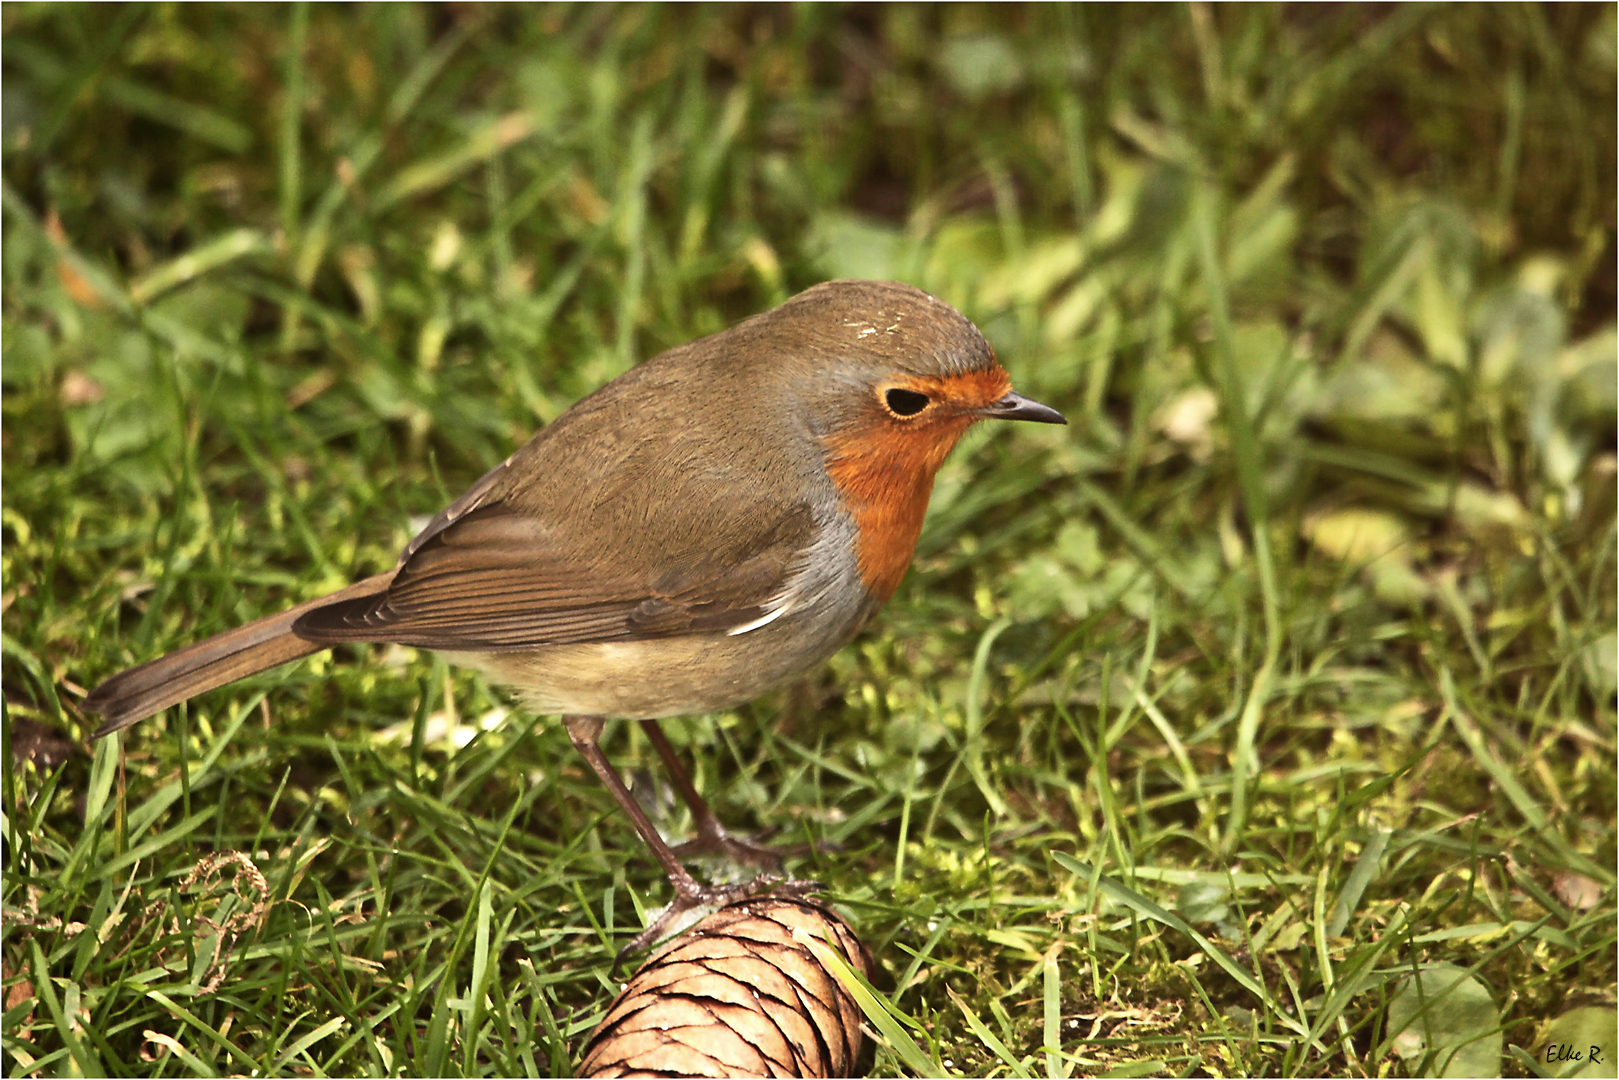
[3,4,1614,1077]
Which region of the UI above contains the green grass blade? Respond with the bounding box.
[795,925,950,1077]
[1326,828,1389,937]
[949,986,1034,1078]
[1052,854,1307,1038]
[30,940,102,1077]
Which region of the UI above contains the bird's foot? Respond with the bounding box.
[671,821,846,877]
[612,875,824,975]
[671,823,791,873]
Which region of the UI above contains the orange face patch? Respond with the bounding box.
[876,367,1013,418]
[823,366,1012,599]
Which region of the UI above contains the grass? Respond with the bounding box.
[3,4,1615,1076]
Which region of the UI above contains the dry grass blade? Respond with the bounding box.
[579,896,873,1079]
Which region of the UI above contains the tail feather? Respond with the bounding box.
[85,572,396,738]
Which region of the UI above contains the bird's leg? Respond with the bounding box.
[563,715,818,969]
[564,716,708,893]
[637,718,789,872]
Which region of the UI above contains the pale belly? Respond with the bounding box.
[438,602,871,719]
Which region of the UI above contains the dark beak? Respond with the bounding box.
[978,391,1067,425]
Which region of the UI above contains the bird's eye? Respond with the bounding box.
[883,388,931,418]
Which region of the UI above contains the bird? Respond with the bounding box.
[83,279,1065,957]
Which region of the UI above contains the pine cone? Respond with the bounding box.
[579,895,873,1078]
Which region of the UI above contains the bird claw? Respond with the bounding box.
[612,876,825,976]
[670,826,789,873]
[670,822,845,878]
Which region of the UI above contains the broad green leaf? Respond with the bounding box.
[1387,963,1503,1078]
[1536,1006,1619,1079]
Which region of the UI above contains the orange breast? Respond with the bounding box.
[823,367,1011,600]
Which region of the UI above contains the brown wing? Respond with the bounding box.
[290,500,814,651]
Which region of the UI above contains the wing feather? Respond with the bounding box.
[291,501,812,651]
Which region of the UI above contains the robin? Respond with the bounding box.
[84,279,1065,956]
